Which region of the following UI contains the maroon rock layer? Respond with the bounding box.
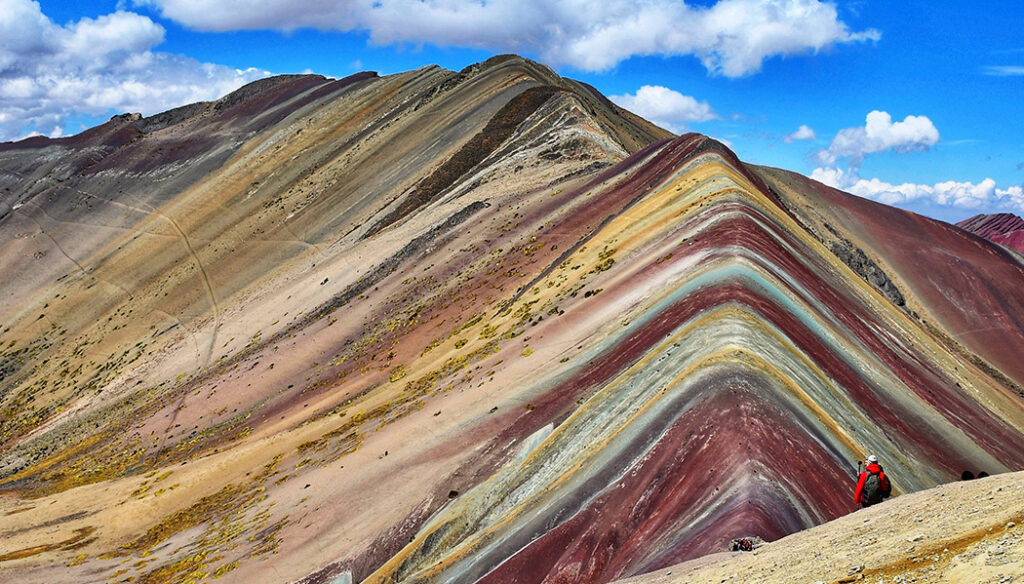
[0,57,1022,584]
[956,212,1024,255]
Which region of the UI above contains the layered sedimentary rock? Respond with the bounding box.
[618,470,1024,584]
[956,213,1024,255]
[1,56,1024,584]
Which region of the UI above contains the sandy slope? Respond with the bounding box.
[618,470,1024,584]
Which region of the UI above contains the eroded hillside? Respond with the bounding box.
[1,56,1023,584]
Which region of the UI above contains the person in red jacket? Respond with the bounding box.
[855,455,892,508]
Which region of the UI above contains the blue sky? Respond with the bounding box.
[2,1,1022,222]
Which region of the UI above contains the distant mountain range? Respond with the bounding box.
[956,212,1024,255]
[2,56,1023,584]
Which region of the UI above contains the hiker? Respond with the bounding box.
[854,455,892,508]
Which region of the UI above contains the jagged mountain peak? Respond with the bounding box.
[1,57,1023,584]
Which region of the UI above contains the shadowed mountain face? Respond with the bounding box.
[1,56,1023,584]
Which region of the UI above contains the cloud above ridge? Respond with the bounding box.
[0,0,268,141]
[809,110,1024,214]
[610,85,715,133]
[133,0,881,77]
[783,124,816,142]
[815,110,939,167]
[811,167,1024,214]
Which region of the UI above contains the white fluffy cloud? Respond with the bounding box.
[783,124,816,142]
[815,110,939,167]
[610,85,715,133]
[811,167,1024,213]
[134,0,880,76]
[809,110,1023,214]
[0,0,269,141]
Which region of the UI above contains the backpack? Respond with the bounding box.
[862,470,886,505]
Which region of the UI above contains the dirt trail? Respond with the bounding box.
[617,470,1024,584]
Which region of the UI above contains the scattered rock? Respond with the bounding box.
[829,240,905,307]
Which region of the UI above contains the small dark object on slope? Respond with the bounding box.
[729,536,764,552]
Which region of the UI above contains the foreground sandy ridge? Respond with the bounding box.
[618,470,1024,584]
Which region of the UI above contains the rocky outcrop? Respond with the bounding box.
[829,238,906,307]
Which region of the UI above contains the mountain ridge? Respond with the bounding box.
[1,55,1023,584]
[956,212,1024,256]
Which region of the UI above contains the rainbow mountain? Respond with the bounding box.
[2,56,1024,584]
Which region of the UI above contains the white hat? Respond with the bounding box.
[866,455,878,464]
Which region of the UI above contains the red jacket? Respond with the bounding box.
[854,463,890,505]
